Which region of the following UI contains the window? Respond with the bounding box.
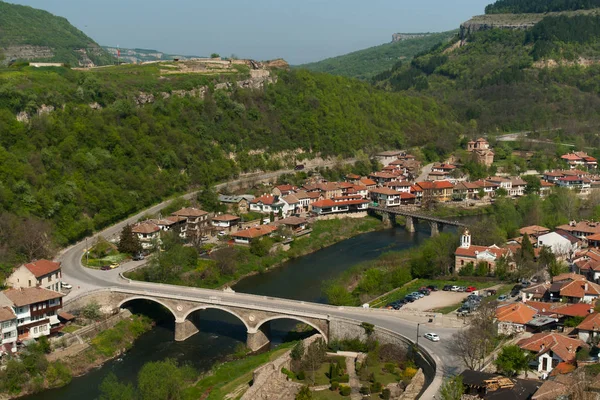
[41,325,47,332]
[28,280,31,287]
[3,332,13,339]
[18,318,24,325]
[42,303,47,309]
[33,327,38,334]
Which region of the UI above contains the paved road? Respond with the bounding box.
[57,164,463,397]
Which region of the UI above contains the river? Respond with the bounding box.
[25,221,452,400]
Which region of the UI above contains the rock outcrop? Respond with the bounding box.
[392,33,431,42]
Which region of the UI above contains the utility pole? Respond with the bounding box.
[416,322,421,351]
[85,237,89,266]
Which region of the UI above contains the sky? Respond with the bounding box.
[9,0,490,65]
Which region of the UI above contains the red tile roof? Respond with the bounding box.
[556,279,600,299]
[212,214,240,222]
[23,259,61,278]
[312,198,369,208]
[0,306,16,322]
[172,207,208,217]
[359,178,377,186]
[455,244,510,259]
[552,273,586,282]
[132,222,160,234]
[496,303,538,324]
[554,303,593,317]
[231,225,277,239]
[518,333,585,363]
[251,194,282,205]
[519,226,550,236]
[2,287,63,307]
[370,188,401,196]
[577,312,600,331]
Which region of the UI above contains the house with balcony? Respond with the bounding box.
[561,151,598,170]
[231,225,277,245]
[311,196,369,215]
[249,194,286,215]
[0,287,63,340]
[132,222,161,249]
[273,216,309,235]
[452,181,481,200]
[211,214,240,231]
[172,207,210,239]
[384,180,412,193]
[0,306,17,356]
[415,181,454,203]
[549,275,600,304]
[6,259,62,293]
[556,220,600,241]
[152,216,186,235]
[370,188,402,207]
[517,332,586,374]
[510,177,528,197]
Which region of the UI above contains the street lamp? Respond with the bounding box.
[416,322,422,350]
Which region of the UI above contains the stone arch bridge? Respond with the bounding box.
[64,288,330,351]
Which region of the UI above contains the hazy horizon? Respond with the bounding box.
[8,0,490,64]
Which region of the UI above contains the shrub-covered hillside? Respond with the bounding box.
[485,0,600,14]
[0,63,461,257]
[0,1,114,66]
[373,12,600,135]
[298,31,456,80]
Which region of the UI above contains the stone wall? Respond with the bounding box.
[52,309,132,347]
[240,335,320,400]
[315,212,368,221]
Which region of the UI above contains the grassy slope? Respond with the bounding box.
[0,1,113,65]
[297,31,457,79]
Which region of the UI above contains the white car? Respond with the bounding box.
[218,231,227,237]
[450,285,460,292]
[61,282,72,290]
[424,333,440,342]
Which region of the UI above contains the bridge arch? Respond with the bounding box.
[254,315,328,342]
[182,306,251,331]
[117,296,178,320]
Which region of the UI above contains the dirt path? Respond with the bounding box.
[346,357,362,400]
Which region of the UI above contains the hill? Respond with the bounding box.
[102,46,203,64]
[485,0,600,14]
[0,59,461,260]
[297,31,456,79]
[0,1,114,66]
[372,3,600,139]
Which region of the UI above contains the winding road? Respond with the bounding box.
[57,167,465,398]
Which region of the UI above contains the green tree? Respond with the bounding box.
[197,186,225,213]
[291,341,305,361]
[81,300,102,320]
[138,359,184,400]
[118,224,142,255]
[210,53,220,58]
[440,375,464,400]
[296,386,313,400]
[99,372,136,400]
[494,345,530,377]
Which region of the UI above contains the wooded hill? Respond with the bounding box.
[298,31,456,80]
[0,1,114,66]
[0,61,461,263]
[485,0,600,14]
[372,1,600,139]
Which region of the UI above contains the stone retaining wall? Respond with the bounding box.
[52,309,132,347]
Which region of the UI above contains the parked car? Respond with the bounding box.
[424,333,440,342]
[498,294,509,302]
[404,295,416,302]
[61,282,72,290]
[487,289,497,296]
[100,265,111,271]
[510,285,522,297]
[458,286,467,292]
[457,309,471,317]
[427,285,439,291]
[294,164,305,170]
[450,285,460,292]
[218,231,227,237]
[132,253,144,261]
[443,285,452,291]
[109,263,119,269]
[419,289,431,296]
[466,286,477,293]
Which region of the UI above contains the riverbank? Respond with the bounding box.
[125,216,385,290]
[2,314,152,399]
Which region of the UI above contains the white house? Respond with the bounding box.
[6,260,62,293]
[537,231,579,259]
[211,214,240,229]
[132,222,161,249]
[518,333,586,374]
[0,306,17,355]
[0,287,63,341]
[370,188,402,207]
[281,194,301,217]
[577,313,600,343]
[249,194,285,214]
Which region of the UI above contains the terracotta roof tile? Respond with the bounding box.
[496,303,538,324]
[518,333,585,363]
[172,207,208,217]
[0,306,16,322]
[132,222,160,234]
[231,225,277,239]
[212,214,240,222]
[2,287,63,307]
[23,259,61,278]
[577,313,600,331]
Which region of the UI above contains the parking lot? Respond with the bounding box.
[401,290,470,312]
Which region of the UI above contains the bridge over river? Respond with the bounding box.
[369,205,468,236]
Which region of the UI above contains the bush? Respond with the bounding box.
[339,374,350,383]
[383,362,397,374]
[402,366,418,380]
[81,301,102,320]
[330,381,339,391]
[282,367,295,380]
[370,381,383,393]
[381,388,391,400]
[46,362,72,388]
[297,370,306,380]
[340,385,351,396]
[359,386,371,395]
